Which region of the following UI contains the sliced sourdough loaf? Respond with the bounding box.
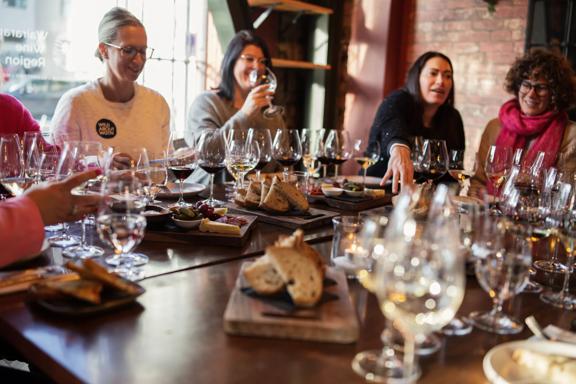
[260,181,290,213]
[276,181,309,212]
[244,181,262,208]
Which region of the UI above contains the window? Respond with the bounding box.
[0,0,213,136]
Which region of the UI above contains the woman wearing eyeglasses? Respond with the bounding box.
[471,49,576,193]
[185,30,284,183]
[51,7,170,165]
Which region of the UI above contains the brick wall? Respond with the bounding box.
[405,0,529,162]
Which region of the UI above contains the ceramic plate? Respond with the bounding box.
[156,182,205,199]
[333,175,384,187]
[483,340,576,384]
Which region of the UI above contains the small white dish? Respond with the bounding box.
[344,189,364,198]
[172,217,202,229]
[321,187,343,197]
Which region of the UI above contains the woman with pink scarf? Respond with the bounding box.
[472,49,576,194]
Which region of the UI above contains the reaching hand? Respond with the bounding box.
[240,84,274,118]
[381,146,414,194]
[25,169,103,225]
[111,152,133,170]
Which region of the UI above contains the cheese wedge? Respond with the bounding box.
[199,219,241,235]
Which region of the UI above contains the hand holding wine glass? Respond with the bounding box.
[249,67,284,119]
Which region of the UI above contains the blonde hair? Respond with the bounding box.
[95,7,144,62]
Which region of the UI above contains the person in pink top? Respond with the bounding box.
[0,169,101,266]
[0,93,54,151]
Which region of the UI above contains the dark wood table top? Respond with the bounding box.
[0,240,575,384]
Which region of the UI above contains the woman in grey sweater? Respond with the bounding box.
[185,30,284,183]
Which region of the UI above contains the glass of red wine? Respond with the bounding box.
[324,129,352,177]
[272,128,302,181]
[167,142,197,207]
[420,139,449,183]
[197,129,226,207]
[252,129,273,181]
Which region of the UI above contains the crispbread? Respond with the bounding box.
[41,280,103,304]
[261,183,290,213]
[242,255,284,295]
[266,246,323,307]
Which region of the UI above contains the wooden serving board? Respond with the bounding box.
[144,215,257,247]
[223,264,359,344]
[226,204,338,229]
[322,194,391,211]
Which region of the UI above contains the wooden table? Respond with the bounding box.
[0,240,575,383]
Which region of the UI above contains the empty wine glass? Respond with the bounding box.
[226,128,259,192]
[249,66,284,119]
[484,145,512,201]
[98,172,148,280]
[420,139,449,183]
[324,130,352,178]
[469,217,531,334]
[139,149,168,204]
[353,139,381,187]
[62,141,105,259]
[272,128,302,181]
[197,129,226,207]
[0,134,28,197]
[251,129,273,181]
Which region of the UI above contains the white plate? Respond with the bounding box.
[156,182,205,199]
[172,217,202,229]
[483,340,576,384]
[334,175,384,186]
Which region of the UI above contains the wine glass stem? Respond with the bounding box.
[334,164,339,177]
[560,241,574,301]
[283,167,289,182]
[178,179,185,204]
[208,173,215,202]
[362,168,367,186]
[239,172,246,190]
[403,332,416,383]
[80,216,87,247]
[322,165,327,178]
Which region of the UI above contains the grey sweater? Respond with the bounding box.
[185,90,285,184]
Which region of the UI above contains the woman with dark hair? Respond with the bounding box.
[185,30,284,181]
[366,51,465,192]
[471,49,576,194]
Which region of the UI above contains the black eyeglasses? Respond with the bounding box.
[519,80,549,96]
[103,42,155,60]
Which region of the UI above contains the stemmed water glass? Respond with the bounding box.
[138,149,168,204]
[469,217,531,334]
[251,129,273,181]
[62,141,105,259]
[97,173,148,281]
[225,128,259,192]
[324,130,352,178]
[272,128,302,181]
[353,139,381,186]
[249,66,284,119]
[197,129,227,207]
[484,145,512,201]
[375,185,465,381]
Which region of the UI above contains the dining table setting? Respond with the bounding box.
[1,131,576,384]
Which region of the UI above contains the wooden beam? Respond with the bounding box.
[248,0,333,15]
[271,58,331,70]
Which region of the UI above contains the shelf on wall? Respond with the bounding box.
[271,58,331,70]
[248,0,333,15]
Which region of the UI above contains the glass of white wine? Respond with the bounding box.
[353,139,380,187]
[226,128,260,192]
[448,149,476,195]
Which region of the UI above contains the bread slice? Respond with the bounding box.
[41,280,103,304]
[242,255,284,295]
[234,188,248,207]
[277,181,309,212]
[66,260,141,296]
[244,181,262,208]
[275,229,325,275]
[266,246,323,307]
[261,182,290,213]
[259,179,272,208]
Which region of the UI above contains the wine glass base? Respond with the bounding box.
[469,310,524,334]
[48,235,80,248]
[263,105,284,119]
[352,349,416,383]
[113,266,145,281]
[44,224,62,232]
[522,280,543,294]
[540,291,576,310]
[441,317,473,336]
[105,253,149,267]
[533,260,567,273]
[201,197,225,208]
[62,245,105,259]
[173,200,192,208]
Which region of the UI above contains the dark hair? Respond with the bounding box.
[404,51,456,108]
[505,49,576,112]
[95,7,144,62]
[217,30,272,101]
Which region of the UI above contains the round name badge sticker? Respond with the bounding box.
[96,119,117,139]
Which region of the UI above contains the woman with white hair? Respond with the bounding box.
[51,7,170,163]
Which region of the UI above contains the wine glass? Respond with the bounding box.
[272,128,302,181]
[62,141,105,259]
[47,141,81,247]
[353,139,381,187]
[167,141,196,207]
[301,128,322,194]
[98,172,148,281]
[197,129,226,207]
[0,134,28,197]
[411,136,425,183]
[448,149,475,195]
[225,128,259,192]
[251,129,273,181]
[375,185,465,381]
[420,139,449,183]
[469,217,531,334]
[249,66,284,119]
[324,130,352,178]
[349,215,405,382]
[22,131,44,182]
[484,145,512,201]
[139,149,168,204]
